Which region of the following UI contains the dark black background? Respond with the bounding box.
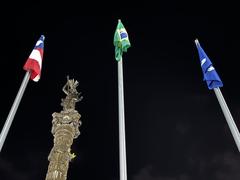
[0,6,240,180]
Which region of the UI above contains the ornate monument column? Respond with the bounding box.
[45,76,83,180]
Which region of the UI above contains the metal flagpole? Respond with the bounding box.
[118,58,128,180]
[0,71,31,152]
[213,87,240,152]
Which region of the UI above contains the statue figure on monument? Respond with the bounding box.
[61,76,83,111]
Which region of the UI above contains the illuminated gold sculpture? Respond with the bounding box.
[45,76,82,180]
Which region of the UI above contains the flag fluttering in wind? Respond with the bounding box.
[195,39,223,89]
[194,38,240,153]
[0,35,45,152]
[114,20,131,61]
[23,35,45,82]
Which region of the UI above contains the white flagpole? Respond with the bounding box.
[118,58,128,180]
[213,87,240,152]
[0,71,31,152]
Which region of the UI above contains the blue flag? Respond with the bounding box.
[195,39,223,89]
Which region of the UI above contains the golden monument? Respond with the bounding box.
[45,76,82,180]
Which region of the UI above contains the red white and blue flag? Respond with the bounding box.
[23,35,45,82]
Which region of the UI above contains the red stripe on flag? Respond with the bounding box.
[23,58,41,81]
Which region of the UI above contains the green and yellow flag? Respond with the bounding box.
[113,19,131,61]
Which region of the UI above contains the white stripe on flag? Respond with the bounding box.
[29,49,42,68]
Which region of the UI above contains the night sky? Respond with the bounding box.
[1,12,240,180]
